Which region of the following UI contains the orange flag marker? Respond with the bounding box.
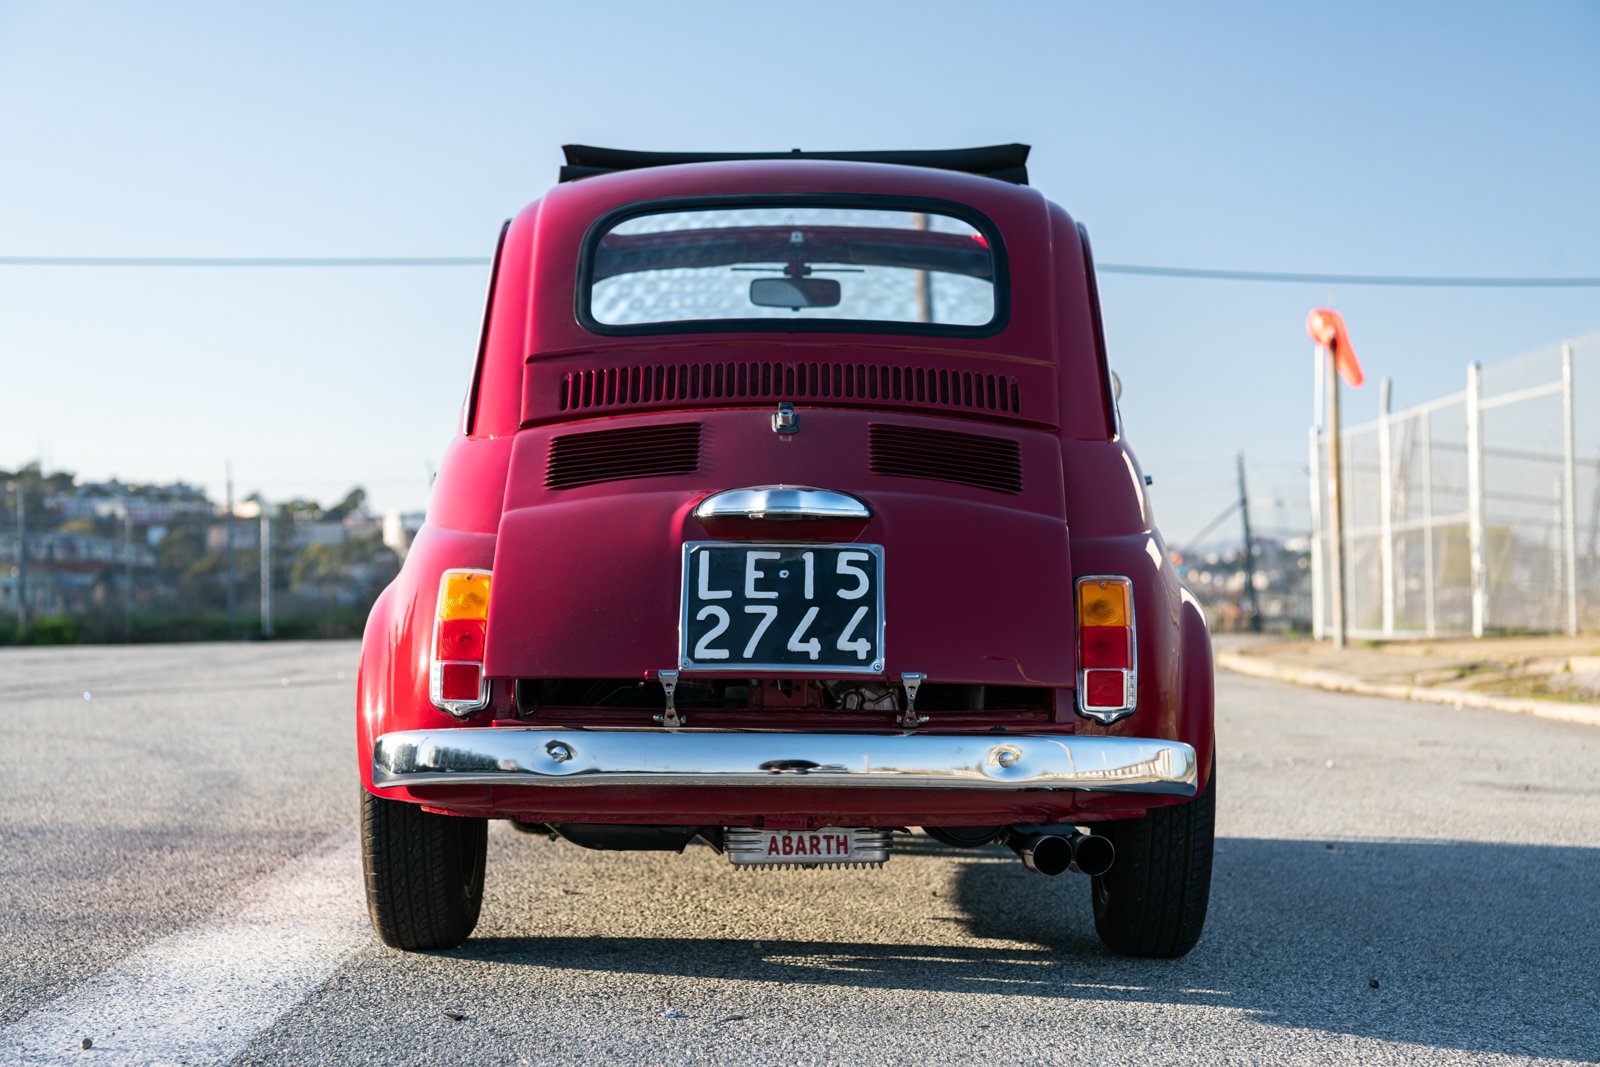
[1306,308,1364,387]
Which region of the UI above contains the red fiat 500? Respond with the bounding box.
[358,145,1215,958]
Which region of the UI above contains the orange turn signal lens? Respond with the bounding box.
[1078,578,1129,628]
[437,570,491,621]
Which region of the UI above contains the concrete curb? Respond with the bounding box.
[1216,648,1600,729]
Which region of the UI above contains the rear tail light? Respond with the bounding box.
[1076,575,1135,723]
[430,569,491,716]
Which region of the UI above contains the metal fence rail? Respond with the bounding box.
[1311,331,1599,638]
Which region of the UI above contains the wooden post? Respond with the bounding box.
[1325,347,1347,648]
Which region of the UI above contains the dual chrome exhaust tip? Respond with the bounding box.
[1007,830,1115,877]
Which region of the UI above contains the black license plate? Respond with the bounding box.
[679,542,884,672]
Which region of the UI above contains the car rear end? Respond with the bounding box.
[359,149,1213,956]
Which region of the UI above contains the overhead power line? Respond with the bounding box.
[0,255,491,268]
[1094,264,1600,288]
[1175,500,1242,559]
[1,255,1599,287]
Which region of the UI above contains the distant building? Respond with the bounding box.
[1175,535,1312,633]
[205,520,254,553]
[48,480,213,524]
[4,468,398,634]
[382,510,426,559]
[292,520,350,548]
[0,529,155,615]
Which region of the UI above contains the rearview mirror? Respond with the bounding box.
[749,277,841,309]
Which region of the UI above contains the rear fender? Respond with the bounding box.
[357,431,512,800]
[1175,586,1215,792]
[1069,530,1214,802]
[356,524,496,800]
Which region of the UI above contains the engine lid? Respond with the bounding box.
[481,409,1075,687]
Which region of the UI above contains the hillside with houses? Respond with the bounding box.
[1,466,422,643]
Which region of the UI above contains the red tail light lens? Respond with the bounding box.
[436,617,486,661]
[436,661,484,703]
[1076,576,1135,723]
[1080,626,1131,669]
[1084,669,1129,707]
[430,569,491,716]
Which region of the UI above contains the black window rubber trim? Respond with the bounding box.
[1076,220,1118,439]
[464,218,511,437]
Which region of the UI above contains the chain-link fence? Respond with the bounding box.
[1310,331,1600,638]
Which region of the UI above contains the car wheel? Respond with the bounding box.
[361,789,487,950]
[1090,763,1214,959]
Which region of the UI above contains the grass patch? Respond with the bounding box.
[0,609,368,646]
[1466,674,1599,704]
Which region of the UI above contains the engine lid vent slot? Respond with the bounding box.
[558,361,1022,418]
[546,422,701,490]
[869,423,1022,494]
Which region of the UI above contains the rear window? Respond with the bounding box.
[582,200,1003,335]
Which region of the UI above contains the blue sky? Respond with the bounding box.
[2,1,1596,545]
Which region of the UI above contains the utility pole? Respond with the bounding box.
[1237,451,1262,632]
[122,507,133,641]
[12,476,25,634]
[259,507,274,639]
[911,212,934,323]
[225,463,237,638]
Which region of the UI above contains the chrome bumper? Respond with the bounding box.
[371,729,1198,796]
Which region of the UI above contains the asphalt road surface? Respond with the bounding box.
[1,639,1597,1065]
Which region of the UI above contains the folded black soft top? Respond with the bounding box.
[559,144,1030,186]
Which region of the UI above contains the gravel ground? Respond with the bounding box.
[2,640,1597,1065]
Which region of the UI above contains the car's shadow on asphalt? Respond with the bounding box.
[460,835,1600,1062]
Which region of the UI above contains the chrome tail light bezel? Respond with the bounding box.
[429,567,493,718]
[1075,574,1137,725]
[429,658,491,718]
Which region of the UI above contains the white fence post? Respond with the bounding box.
[1308,426,1323,639]
[1422,409,1436,636]
[1378,377,1395,636]
[1466,362,1487,638]
[1561,343,1579,636]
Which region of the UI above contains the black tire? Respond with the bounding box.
[361,789,487,951]
[1091,765,1215,958]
